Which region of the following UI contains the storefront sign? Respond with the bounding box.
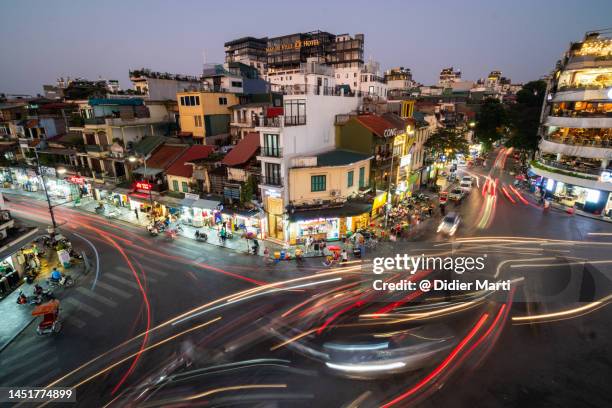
[266,38,320,53]
[135,181,152,191]
[184,192,199,200]
[384,128,401,138]
[400,154,412,168]
[372,192,388,213]
[68,176,85,185]
[600,171,611,183]
[40,166,56,177]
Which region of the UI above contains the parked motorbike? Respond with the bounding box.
[195,230,208,242]
[47,275,74,288]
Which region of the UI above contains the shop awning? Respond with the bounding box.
[157,195,183,209]
[133,167,163,176]
[288,201,372,222]
[192,199,220,210]
[180,198,195,207]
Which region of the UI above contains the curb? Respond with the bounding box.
[0,317,36,354]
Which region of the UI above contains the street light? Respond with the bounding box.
[56,167,67,175]
[33,148,58,233]
[469,121,476,128]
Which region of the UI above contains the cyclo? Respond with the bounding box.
[32,299,62,335]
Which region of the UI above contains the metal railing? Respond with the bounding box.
[545,134,612,148]
[539,159,603,176]
[284,116,306,126]
[261,146,282,157]
[261,176,283,187]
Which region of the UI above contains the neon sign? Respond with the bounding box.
[135,181,152,191]
[68,176,85,185]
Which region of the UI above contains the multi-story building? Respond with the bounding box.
[69,97,174,188]
[201,62,269,95]
[438,67,462,87]
[224,36,268,75]
[176,91,239,144]
[533,29,612,217]
[286,149,372,244]
[255,84,360,243]
[385,67,416,99]
[130,69,201,100]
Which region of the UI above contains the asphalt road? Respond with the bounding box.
[0,149,610,408]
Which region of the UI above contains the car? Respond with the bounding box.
[449,188,464,201]
[437,213,461,236]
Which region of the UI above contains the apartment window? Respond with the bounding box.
[180,96,185,106]
[195,96,200,105]
[284,99,306,125]
[194,115,202,127]
[264,133,280,157]
[311,175,326,192]
[219,97,228,105]
[354,72,357,77]
[182,181,189,192]
[265,162,281,185]
[369,85,375,95]
[347,170,354,187]
[358,167,365,188]
[189,95,196,105]
[172,180,179,191]
[231,81,242,88]
[345,74,348,79]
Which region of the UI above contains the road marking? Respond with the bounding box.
[104,274,141,290]
[66,315,87,329]
[64,297,102,318]
[116,266,159,282]
[587,232,612,236]
[34,367,62,387]
[3,358,59,387]
[94,280,131,298]
[125,257,171,277]
[72,231,100,290]
[76,286,118,307]
[0,343,55,368]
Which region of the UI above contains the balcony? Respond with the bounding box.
[261,146,282,157]
[84,117,106,125]
[85,144,109,158]
[261,176,283,187]
[530,160,612,192]
[284,116,306,126]
[540,136,611,160]
[545,115,612,129]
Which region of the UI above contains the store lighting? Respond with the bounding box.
[128,156,138,163]
[546,178,554,191]
[56,167,66,175]
[607,87,612,100]
[585,189,600,204]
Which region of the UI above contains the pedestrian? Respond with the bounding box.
[341,249,348,263]
[313,239,320,255]
[428,204,433,217]
[134,208,139,220]
[305,236,312,253]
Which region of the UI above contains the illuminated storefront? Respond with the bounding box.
[537,176,611,215]
[180,197,222,228]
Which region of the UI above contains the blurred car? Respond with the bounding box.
[437,213,461,235]
[449,188,465,201]
[460,176,473,191]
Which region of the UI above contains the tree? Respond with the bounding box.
[475,98,507,150]
[240,175,256,204]
[424,128,469,160]
[505,80,547,156]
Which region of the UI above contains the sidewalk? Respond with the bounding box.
[519,187,612,224]
[0,248,86,353]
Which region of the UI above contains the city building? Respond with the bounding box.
[221,131,261,202]
[286,149,372,244]
[166,145,215,195]
[201,62,269,94]
[255,84,360,243]
[129,69,201,100]
[176,91,239,144]
[533,29,612,217]
[335,113,413,200]
[438,67,462,87]
[224,36,268,75]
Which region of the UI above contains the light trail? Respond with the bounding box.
[512,295,612,324]
[381,313,490,407]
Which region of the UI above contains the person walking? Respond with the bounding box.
[134,208,139,221]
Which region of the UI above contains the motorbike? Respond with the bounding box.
[147,224,159,236]
[195,231,208,242]
[47,275,74,288]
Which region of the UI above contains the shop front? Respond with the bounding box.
[2,167,40,191]
[288,200,372,245]
[180,197,222,228]
[222,208,262,238]
[536,176,611,215]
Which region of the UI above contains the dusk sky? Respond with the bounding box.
[1,0,611,95]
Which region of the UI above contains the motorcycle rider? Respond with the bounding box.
[50,267,62,283]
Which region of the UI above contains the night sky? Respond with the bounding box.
[1,0,611,95]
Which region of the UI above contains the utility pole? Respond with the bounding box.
[33,148,58,233]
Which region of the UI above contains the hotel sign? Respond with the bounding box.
[266,38,321,53]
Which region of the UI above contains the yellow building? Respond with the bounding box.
[176,91,239,142]
[286,149,372,244]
